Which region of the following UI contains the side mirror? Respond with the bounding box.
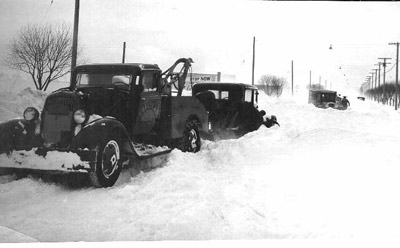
[259,110,266,116]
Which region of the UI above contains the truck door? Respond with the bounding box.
[133,71,162,135]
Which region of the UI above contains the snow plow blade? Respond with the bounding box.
[0,149,94,176]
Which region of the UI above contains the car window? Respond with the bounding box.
[245,89,253,103]
[112,75,130,84]
[327,94,336,102]
[220,91,229,99]
[209,90,219,98]
[142,73,158,92]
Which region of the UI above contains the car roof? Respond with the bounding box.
[309,89,337,94]
[74,63,161,73]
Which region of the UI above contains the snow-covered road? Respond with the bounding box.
[1,89,400,241]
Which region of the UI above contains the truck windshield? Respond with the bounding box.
[76,72,131,87]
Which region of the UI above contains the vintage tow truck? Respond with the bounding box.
[193,83,279,139]
[0,58,208,187]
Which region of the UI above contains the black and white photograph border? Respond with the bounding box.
[0,0,400,246]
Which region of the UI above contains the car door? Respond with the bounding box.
[133,71,162,135]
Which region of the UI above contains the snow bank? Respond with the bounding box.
[0,226,38,242]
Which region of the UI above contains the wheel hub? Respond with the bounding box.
[188,129,198,151]
[102,140,120,178]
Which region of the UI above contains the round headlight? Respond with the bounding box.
[23,107,39,121]
[74,109,86,124]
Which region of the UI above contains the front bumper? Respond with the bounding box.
[0,148,96,174]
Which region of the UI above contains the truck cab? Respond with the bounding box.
[70,63,164,140]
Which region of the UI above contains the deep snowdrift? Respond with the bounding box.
[0,87,400,242]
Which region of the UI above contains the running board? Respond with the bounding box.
[125,143,172,160]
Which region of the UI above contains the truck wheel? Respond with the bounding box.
[89,133,123,188]
[181,120,201,153]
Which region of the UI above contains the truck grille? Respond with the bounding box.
[46,97,74,115]
[42,97,75,147]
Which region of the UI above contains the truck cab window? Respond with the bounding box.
[142,73,158,92]
[245,89,253,103]
[76,72,131,88]
[220,91,229,99]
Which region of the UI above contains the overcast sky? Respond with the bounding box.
[1,0,400,94]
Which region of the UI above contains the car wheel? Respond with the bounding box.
[89,133,123,188]
[181,120,201,153]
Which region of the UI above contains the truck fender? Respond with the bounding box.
[70,117,135,156]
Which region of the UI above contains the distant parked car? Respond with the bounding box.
[357,96,365,101]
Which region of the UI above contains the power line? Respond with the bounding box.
[42,1,54,22]
[385,63,396,74]
[375,62,396,83]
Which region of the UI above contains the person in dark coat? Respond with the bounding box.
[341,96,350,109]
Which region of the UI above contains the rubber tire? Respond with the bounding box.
[181,120,201,153]
[89,133,123,188]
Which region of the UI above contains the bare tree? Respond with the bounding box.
[258,74,286,97]
[7,23,73,91]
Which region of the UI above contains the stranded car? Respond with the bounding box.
[308,89,349,110]
[193,82,279,139]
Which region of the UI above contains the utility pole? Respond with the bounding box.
[370,72,375,90]
[372,68,378,102]
[309,70,312,89]
[372,69,378,89]
[389,42,399,110]
[378,57,391,105]
[70,0,80,83]
[374,62,382,103]
[291,60,294,96]
[366,76,372,99]
[122,42,126,63]
[252,36,255,86]
[366,76,371,89]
